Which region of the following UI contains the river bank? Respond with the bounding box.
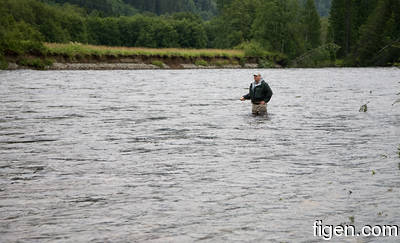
[5,55,260,70]
[4,43,397,70]
[2,43,284,70]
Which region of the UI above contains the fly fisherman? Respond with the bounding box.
[240,73,273,115]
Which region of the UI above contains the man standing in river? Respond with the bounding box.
[240,73,273,115]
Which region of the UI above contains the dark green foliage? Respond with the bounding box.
[251,0,305,58]
[173,19,208,48]
[212,0,325,59]
[215,0,234,12]
[195,59,208,66]
[355,0,400,66]
[124,0,195,15]
[151,60,164,68]
[329,0,399,66]
[44,0,138,16]
[1,0,398,67]
[87,14,208,48]
[87,17,122,46]
[135,18,179,48]
[1,0,89,43]
[329,0,378,57]
[0,2,47,69]
[237,41,269,57]
[86,14,208,48]
[0,0,210,50]
[0,55,8,69]
[122,0,217,19]
[211,0,260,48]
[329,0,353,56]
[302,0,322,49]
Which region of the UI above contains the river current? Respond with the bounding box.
[0,68,399,242]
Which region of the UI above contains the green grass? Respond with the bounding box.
[151,60,164,68]
[335,59,345,67]
[195,59,209,66]
[45,42,245,59]
[213,60,230,67]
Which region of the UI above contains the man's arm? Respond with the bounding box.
[243,93,251,100]
[263,83,273,103]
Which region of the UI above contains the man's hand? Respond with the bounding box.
[260,101,266,105]
[240,97,246,101]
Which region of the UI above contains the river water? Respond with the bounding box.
[0,68,399,242]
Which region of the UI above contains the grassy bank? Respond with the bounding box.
[45,43,246,59]
[4,42,397,70]
[3,42,290,70]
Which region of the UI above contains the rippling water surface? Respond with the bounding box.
[1,68,399,242]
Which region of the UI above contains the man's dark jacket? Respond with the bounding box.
[243,80,273,104]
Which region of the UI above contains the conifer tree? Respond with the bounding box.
[302,0,322,49]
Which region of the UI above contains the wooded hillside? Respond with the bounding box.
[0,0,398,69]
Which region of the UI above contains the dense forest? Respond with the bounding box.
[42,0,330,18]
[329,0,400,66]
[0,0,399,68]
[44,0,218,19]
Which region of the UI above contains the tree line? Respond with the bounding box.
[329,0,400,66]
[43,0,138,17]
[44,0,332,18]
[0,0,322,54]
[0,0,399,67]
[0,0,209,52]
[44,0,218,19]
